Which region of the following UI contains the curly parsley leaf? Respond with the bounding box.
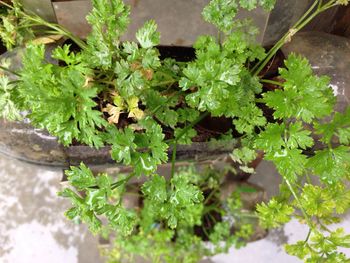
[136,20,160,49]
[20,44,107,147]
[141,174,167,202]
[84,0,130,69]
[65,162,96,190]
[257,198,294,228]
[174,127,197,145]
[0,75,22,120]
[202,0,275,33]
[287,122,314,150]
[263,54,336,123]
[307,146,350,184]
[108,118,168,176]
[315,107,350,145]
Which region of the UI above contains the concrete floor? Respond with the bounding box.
[1,153,349,263]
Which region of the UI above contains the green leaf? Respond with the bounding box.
[233,103,266,134]
[170,175,203,206]
[299,184,335,217]
[287,122,314,149]
[255,123,285,152]
[174,127,197,145]
[263,54,336,123]
[285,241,312,260]
[315,107,350,144]
[259,0,276,10]
[65,163,96,190]
[110,127,137,165]
[136,20,160,49]
[231,146,257,164]
[105,205,137,236]
[257,198,294,228]
[202,0,238,33]
[307,146,350,184]
[20,44,107,147]
[266,148,307,182]
[177,108,200,123]
[84,0,130,69]
[239,0,258,10]
[0,75,22,120]
[209,222,231,245]
[142,175,167,202]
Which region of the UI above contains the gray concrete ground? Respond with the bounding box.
[1,154,349,263]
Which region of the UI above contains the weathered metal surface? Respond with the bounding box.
[20,0,57,23]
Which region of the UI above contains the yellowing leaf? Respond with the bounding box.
[128,108,144,120]
[32,35,63,45]
[83,76,94,87]
[103,103,123,124]
[127,96,144,120]
[112,92,125,108]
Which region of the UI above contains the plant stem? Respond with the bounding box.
[285,179,313,227]
[173,112,210,142]
[0,65,20,76]
[235,212,259,219]
[251,0,337,76]
[0,1,87,49]
[260,79,283,86]
[170,143,177,180]
[304,228,312,243]
[111,174,133,190]
[169,112,210,179]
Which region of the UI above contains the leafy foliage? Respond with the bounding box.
[0,75,21,120]
[257,198,294,228]
[263,54,336,123]
[1,0,350,262]
[202,0,276,33]
[0,1,34,50]
[19,43,107,147]
[59,163,137,235]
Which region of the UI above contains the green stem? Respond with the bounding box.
[251,0,337,76]
[170,143,177,179]
[304,228,312,244]
[151,80,176,87]
[235,212,259,219]
[111,174,133,190]
[0,65,20,76]
[174,112,209,141]
[169,112,209,178]
[1,1,87,49]
[204,189,218,205]
[260,79,283,86]
[285,179,313,227]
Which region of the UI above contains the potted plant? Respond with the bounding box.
[1,0,350,262]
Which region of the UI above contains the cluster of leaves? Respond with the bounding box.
[255,53,350,262]
[58,163,137,235]
[0,0,350,262]
[61,164,256,263]
[0,1,34,50]
[202,0,276,33]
